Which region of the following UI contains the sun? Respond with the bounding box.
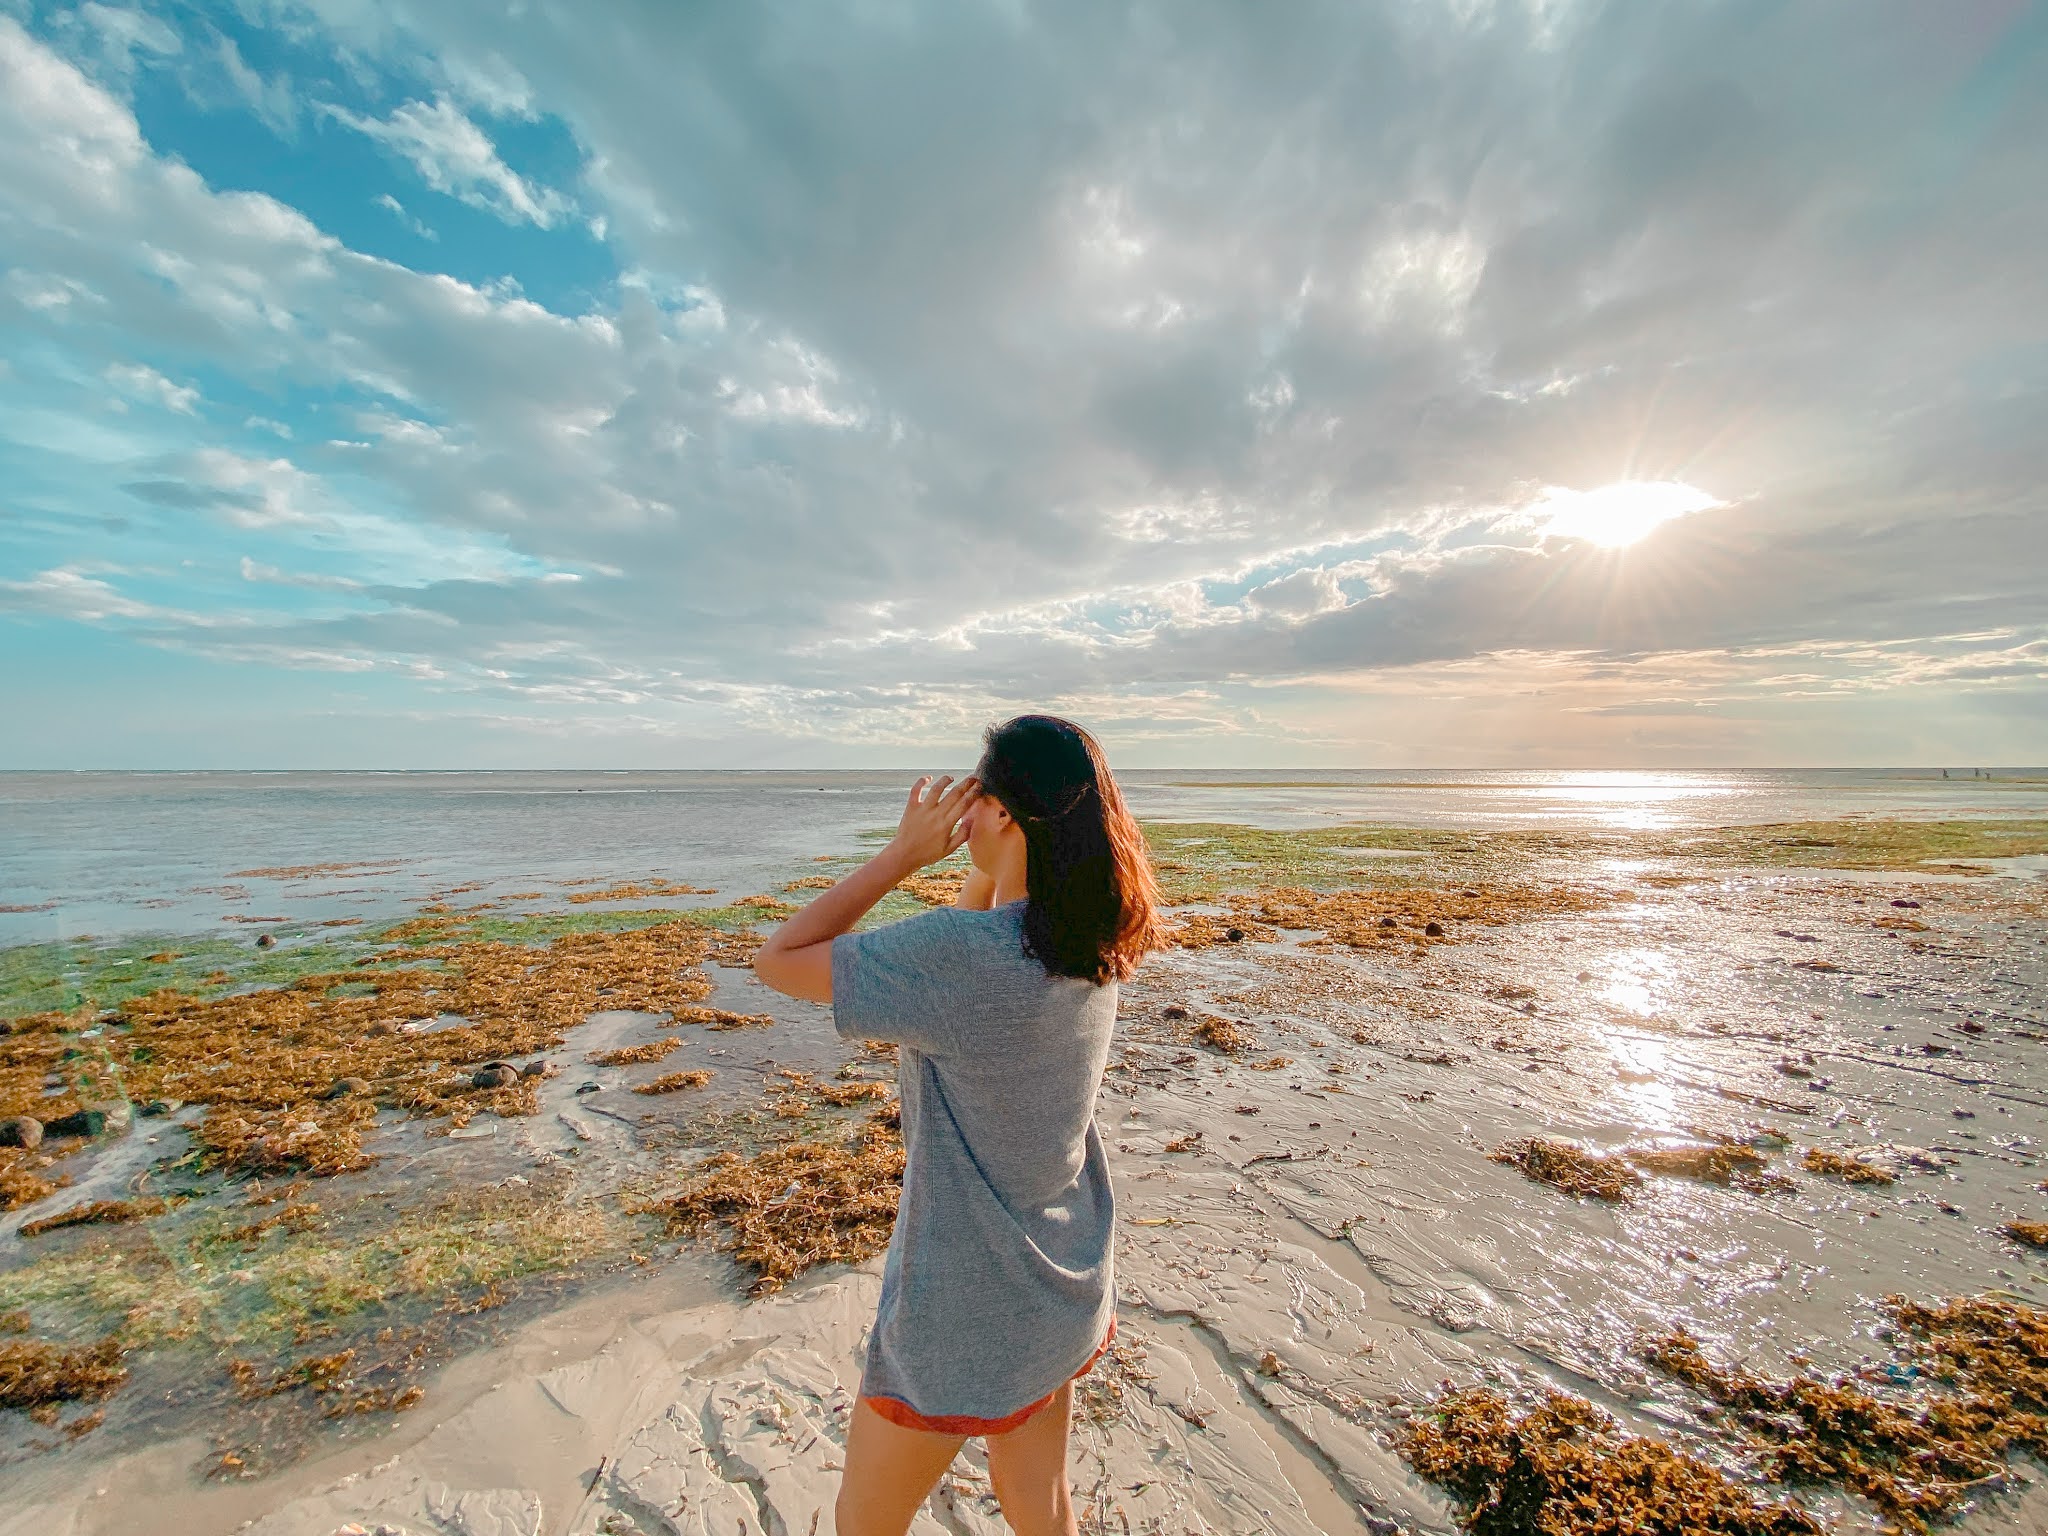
[1530,481,1722,548]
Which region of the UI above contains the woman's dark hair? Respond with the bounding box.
[975,715,1159,984]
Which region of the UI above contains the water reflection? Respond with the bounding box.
[1599,945,1674,1017]
[1597,947,1683,1130]
[1510,771,1732,831]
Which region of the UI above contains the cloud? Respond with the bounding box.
[104,361,199,413]
[374,191,438,240]
[2,4,2046,763]
[320,95,570,227]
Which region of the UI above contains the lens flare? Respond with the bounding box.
[1530,481,1722,547]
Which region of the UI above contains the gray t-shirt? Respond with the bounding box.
[832,900,1118,1421]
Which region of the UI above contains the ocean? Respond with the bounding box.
[5,767,2046,946]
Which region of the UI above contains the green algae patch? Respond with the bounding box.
[0,1181,635,1349]
[1669,818,2048,872]
[1144,822,1461,901]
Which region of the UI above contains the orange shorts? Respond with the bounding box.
[860,1318,1118,1436]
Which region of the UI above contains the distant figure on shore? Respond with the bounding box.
[754,715,1159,1536]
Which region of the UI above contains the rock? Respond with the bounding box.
[1891,898,1922,909]
[0,1115,42,1149]
[1162,1004,1190,1020]
[1378,916,1397,928]
[43,1108,107,1139]
[471,1062,519,1090]
[1223,927,1245,943]
[1424,921,1445,937]
[138,1098,183,1117]
[519,1058,556,1079]
[323,1077,371,1100]
[256,932,277,948]
[575,1081,602,1095]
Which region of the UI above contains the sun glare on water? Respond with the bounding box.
[1532,481,1722,547]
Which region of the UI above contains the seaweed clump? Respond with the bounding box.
[1801,1148,1894,1186]
[19,1198,168,1238]
[2000,1219,2047,1249]
[1627,1143,1794,1195]
[1160,913,1278,949]
[564,879,714,904]
[633,1070,713,1096]
[588,1037,682,1066]
[1491,1138,1643,1202]
[895,870,968,906]
[1193,1015,1255,1056]
[1644,1297,2047,1532]
[0,1334,128,1416]
[1397,1386,1822,1535]
[643,1115,904,1294]
[0,1150,58,1213]
[1,917,747,1186]
[1232,884,1611,952]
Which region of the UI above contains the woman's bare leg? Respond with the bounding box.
[836,1398,968,1536]
[983,1382,1079,1536]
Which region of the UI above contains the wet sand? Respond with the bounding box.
[3,820,2046,1534]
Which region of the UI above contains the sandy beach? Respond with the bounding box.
[4,797,2046,1535]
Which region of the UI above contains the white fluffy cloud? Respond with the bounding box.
[321,95,569,227]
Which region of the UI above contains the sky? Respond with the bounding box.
[1,0,2045,770]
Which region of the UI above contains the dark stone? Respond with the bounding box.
[138,1099,183,1117]
[575,1081,602,1095]
[1424,921,1445,937]
[0,1115,42,1149]
[43,1108,107,1139]
[1890,898,1922,909]
[519,1059,556,1079]
[322,1077,370,1100]
[1162,1004,1190,1020]
[1378,916,1397,928]
[471,1062,519,1090]
[256,932,277,948]
[1223,927,1245,943]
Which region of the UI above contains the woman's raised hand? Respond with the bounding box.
[888,775,979,870]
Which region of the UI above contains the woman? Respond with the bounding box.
[754,715,1158,1536]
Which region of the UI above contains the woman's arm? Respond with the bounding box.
[954,867,997,910]
[753,775,979,1004]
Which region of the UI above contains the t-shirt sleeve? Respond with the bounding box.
[831,910,963,1056]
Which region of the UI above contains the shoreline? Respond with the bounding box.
[4,815,2046,1533]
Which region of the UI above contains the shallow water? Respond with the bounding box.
[6,767,2048,945]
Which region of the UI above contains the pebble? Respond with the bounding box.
[519,1058,556,1079]
[0,1115,43,1149]
[1424,921,1445,937]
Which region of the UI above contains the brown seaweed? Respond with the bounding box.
[1644,1298,2047,1532]
[642,1116,904,1294]
[1491,1138,1643,1201]
[1397,1386,1823,1535]
[633,1070,713,1096]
